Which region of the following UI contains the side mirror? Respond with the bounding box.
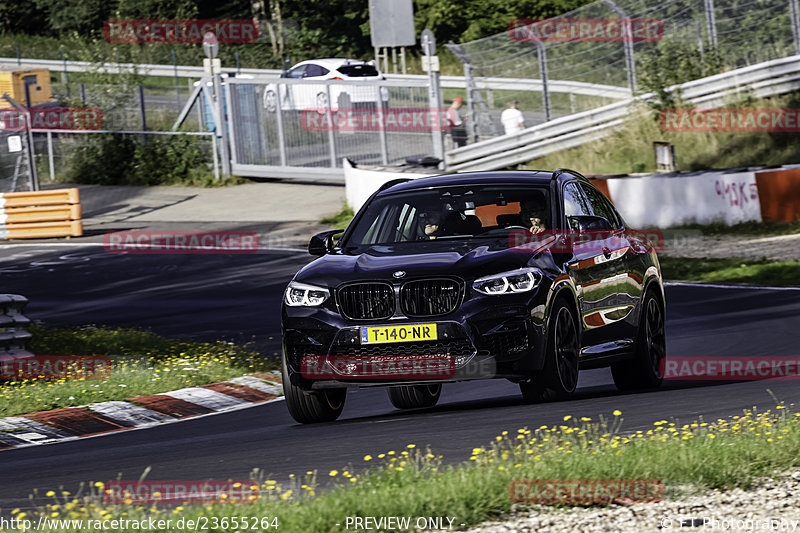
[309,230,343,256]
[568,215,612,233]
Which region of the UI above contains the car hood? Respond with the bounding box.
[294,244,541,287]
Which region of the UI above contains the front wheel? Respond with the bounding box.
[282,357,346,423]
[388,384,441,409]
[520,299,579,402]
[611,290,666,391]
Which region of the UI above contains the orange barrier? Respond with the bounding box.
[589,178,612,201]
[0,188,83,239]
[754,168,800,222]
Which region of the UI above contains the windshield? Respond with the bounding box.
[344,185,550,247]
[338,64,380,77]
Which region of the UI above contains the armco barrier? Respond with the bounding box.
[0,188,82,239]
[0,294,33,361]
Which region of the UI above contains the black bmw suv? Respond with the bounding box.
[281,170,665,423]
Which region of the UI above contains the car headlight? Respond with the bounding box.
[473,268,542,296]
[285,281,330,306]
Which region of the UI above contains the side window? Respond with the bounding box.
[563,181,592,230]
[580,184,622,229]
[286,65,306,79]
[303,64,328,77]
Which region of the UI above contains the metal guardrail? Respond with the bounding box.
[0,57,632,99]
[0,294,33,359]
[447,55,800,171]
[0,56,283,79]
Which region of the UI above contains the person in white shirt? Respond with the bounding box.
[501,100,525,135]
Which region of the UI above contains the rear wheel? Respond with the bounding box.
[388,384,442,409]
[282,357,346,423]
[611,290,666,391]
[520,300,580,402]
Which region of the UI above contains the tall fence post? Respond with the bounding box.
[704,0,719,49]
[463,61,478,142]
[274,89,288,167]
[47,131,55,183]
[172,49,181,112]
[59,47,69,95]
[790,0,800,55]
[138,85,147,132]
[325,84,337,168]
[535,40,552,122]
[602,0,637,92]
[375,84,389,165]
[422,29,445,167]
[212,72,231,177]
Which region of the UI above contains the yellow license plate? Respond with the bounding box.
[360,324,438,344]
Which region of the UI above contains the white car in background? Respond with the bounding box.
[263,58,390,113]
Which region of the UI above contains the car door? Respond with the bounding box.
[576,181,642,342]
[561,180,618,348]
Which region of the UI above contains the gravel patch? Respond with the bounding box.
[660,232,800,261]
[465,472,800,532]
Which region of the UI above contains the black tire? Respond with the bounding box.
[387,384,442,409]
[282,357,346,423]
[611,289,666,391]
[520,299,580,402]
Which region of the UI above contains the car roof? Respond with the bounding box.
[377,170,575,195]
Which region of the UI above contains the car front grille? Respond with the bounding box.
[329,339,475,358]
[337,282,394,320]
[400,279,462,316]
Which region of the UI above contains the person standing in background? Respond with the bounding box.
[501,99,525,135]
[447,97,468,148]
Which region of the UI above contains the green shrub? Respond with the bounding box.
[64,133,215,185]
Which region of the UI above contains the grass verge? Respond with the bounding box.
[660,257,800,286]
[18,406,800,532]
[0,325,278,418]
[526,92,800,175]
[321,204,355,228]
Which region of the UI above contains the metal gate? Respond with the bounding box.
[225,77,444,180]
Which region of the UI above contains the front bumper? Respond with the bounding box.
[282,290,549,389]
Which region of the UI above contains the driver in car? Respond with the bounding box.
[417,210,444,240]
[520,198,548,234]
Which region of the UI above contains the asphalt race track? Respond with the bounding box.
[1,244,800,512]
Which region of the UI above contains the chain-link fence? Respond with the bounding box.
[448,0,800,138]
[50,80,202,131]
